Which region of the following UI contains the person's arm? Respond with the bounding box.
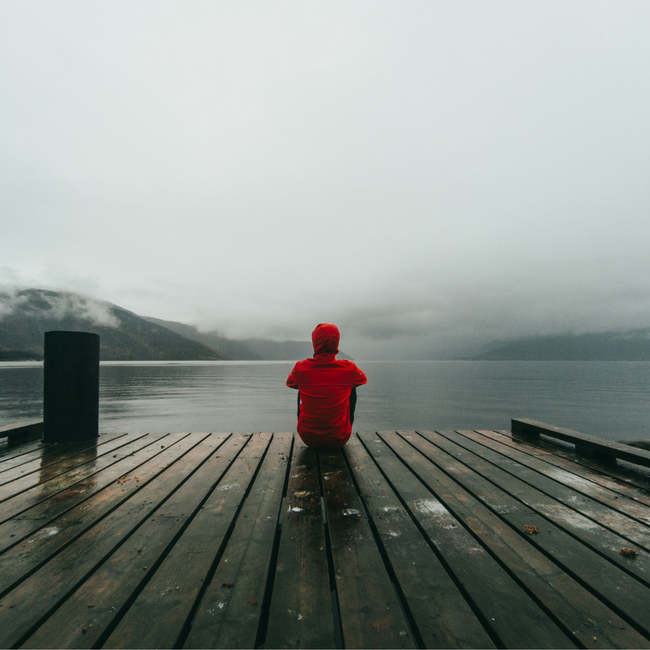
[349,386,357,425]
[286,365,299,389]
[353,365,367,387]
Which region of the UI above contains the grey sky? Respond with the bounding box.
[1,1,649,359]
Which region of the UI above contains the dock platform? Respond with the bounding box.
[1,428,650,648]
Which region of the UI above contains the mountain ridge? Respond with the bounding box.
[8,288,647,362]
[0,288,349,362]
[0,289,225,361]
[143,316,352,361]
[465,329,650,361]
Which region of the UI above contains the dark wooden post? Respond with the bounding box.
[43,331,100,443]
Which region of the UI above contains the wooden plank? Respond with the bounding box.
[0,433,128,478]
[0,439,45,463]
[0,434,147,498]
[381,431,650,649]
[344,435,494,649]
[512,418,650,468]
[413,430,650,637]
[432,429,650,557]
[475,429,650,508]
[0,432,160,524]
[0,422,37,436]
[0,432,148,504]
[0,421,42,436]
[359,432,575,649]
[500,429,650,494]
[0,442,59,472]
[183,432,293,650]
[0,421,43,446]
[0,432,172,557]
[99,433,270,649]
[0,433,217,649]
[319,446,414,649]
[457,429,650,527]
[0,433,196,597]
[0,432,125,479]
[22,433,255,649]
[264,442,336,649]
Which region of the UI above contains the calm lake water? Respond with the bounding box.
[1,360,650,442]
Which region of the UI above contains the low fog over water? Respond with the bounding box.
[1,2,649,359]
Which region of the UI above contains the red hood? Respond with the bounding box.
[312,323,340,356]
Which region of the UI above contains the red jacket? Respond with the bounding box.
[286,323,367,448]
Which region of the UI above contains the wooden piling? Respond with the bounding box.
[43,331,100,443]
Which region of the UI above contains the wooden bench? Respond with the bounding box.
[0,421,43,447]
[512,417,650,468]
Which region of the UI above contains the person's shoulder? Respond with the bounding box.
[336,359,363,370]
[292,358,312,370]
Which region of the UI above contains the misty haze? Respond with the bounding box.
[1,3,650,439]
[4,8,650,644]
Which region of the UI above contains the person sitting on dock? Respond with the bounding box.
[286,323,367,448]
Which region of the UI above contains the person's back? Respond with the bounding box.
[286,323,367,448]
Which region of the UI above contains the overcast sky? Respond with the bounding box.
[1,1,649,359]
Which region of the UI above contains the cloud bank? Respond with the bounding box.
[0,288,121,329]
[1,2,649,359]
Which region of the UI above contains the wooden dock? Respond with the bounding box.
[2,427,650,648]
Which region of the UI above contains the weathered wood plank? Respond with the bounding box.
[0,437,109,475]
[360,432,574,649]
[475,429,650,508]
[512,419,650,468]
[264,442,336,649]
[0,422,38,435]
[384,431,650,649]
[0,433,195,596]
[2,429,650,649]
[344,435,495,649]
[0,432,171,554]
[320,446,414,649]
[100,433,270,649]
[0,439,44,463]
[0,433,126,482]
[414,430,650,638]
[23,434,252,649]
[0,433,216,649]
[433,429,650,556]
[500,429,650,495]
[184,432,293,649]
[459,429,650,528]
[0,421,43,446]
[0,432,163,524]
[0,432,151,506]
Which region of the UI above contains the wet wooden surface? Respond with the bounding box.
[1,429,650,648]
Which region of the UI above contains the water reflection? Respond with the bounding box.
[2,360,650,441]
[98,361,297,433]
[0,363,43,422]
[38,441,99,489]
